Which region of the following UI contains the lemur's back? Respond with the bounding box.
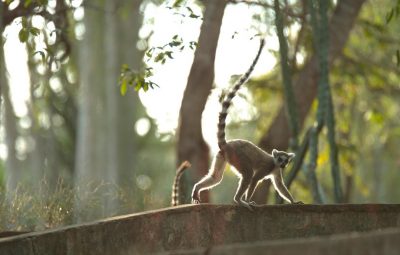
[224,139,275,174]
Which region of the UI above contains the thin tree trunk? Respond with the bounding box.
[104,0,120,214]
[75,0,143,221]
[304,0,327,204]
[317,0,343,203]
[259,0,366,152]
[177,0,228,204]
[114,0,143,212]
[273,0,299,150]
[75,1,108,221]
[0,1,3,105]
[1,59,20,193]
[105,0,144,211]
[307,125,324,203]
[254,0,366,204]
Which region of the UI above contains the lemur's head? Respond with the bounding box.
[272,149,295,169]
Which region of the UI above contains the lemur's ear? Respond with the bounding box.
[288,153,295,160]
[272,149,278,158]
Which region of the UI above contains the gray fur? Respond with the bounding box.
[192,39,302,209]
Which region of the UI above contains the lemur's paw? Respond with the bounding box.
[191,197,201,204]
[191,191,201,204]
[234,200,254,211]
[249,201,258,206]
[241,202,254,211]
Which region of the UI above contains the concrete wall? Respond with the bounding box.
[168,227,400,255]
[1,204,400,255]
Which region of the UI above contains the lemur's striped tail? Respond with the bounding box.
[217,39,265,150]
[171,161,191,206]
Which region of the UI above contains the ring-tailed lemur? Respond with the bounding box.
[191,39,303,210]
[171,161,191,206]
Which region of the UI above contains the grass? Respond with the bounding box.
[0,178,145,232]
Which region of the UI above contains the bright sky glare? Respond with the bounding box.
[4,22,31,117]
[139,2,278,152]
[2,2,278,157]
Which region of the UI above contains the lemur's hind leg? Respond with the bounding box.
[233,173,253,211]
[244,172,265,205]
[192,151,226,204]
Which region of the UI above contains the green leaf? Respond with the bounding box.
[169,40,182,47]
[143,82,149,92]
[189,13,200,19]
[29,27,40,36]
[121,64,130,72]
[186,7,194,13]
[189,41,198,49]
[18,28,29,42]
[154,52,165,62]
[151,82,159,89]
[120,78,128,96]
[172,0,185,8]
[24,0,33,7]
[386,9,394,23]
[134,79,142,91]
[165,51,173,59]
[145,67,154,78]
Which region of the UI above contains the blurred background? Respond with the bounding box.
[0,0,399,232]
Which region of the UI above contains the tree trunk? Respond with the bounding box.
[75,0,106,221]
[274,0,299,150]
[74,0,143,221]
[177,0,228,204]
[253,0,366,204]
[0,1,3,104]
[1,39,21,194]
[112,0,143,212]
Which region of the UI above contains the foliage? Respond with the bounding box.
[119,35,198,94]
[385,0,400,66]
[273,0,299,150]
[385,0,400,23]
[119,65,158,94]
[248,0,400,204]
[18,17,40,43]
[1,0,400,233]
[119,2,201,94]
[5,0,73,66]
[307,0,343,203]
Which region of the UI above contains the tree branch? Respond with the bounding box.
[259,0,366,153]
[253,0,366,204]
